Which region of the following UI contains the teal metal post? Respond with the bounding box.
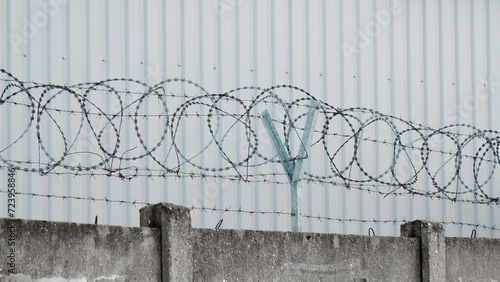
[260,110,294,182]
[260,100,319,231]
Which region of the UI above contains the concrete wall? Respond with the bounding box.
[0,218,161,281]
[192,228,420,281]
[446,237,500,281]
[1,202,500,281]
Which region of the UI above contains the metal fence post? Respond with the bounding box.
[260,100,319,232]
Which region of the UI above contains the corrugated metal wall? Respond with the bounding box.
[1,0,499,237]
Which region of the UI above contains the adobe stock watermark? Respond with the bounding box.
[342,0,403,62]
[6,168,17,274]
[191,126,277,208]
[192,179,222,208]
[392,77,499,192]
[50,65,172,183]
[212,0,245,20]
[9,0,67,54]
[444,77,500,124]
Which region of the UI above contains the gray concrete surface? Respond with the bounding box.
[192,228,421,281]
[140,203,193,282]
[401,220,446,282]
[2,202,500,281]
[446,237,500,281]
[0,218,161,281]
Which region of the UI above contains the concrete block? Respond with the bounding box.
[140,203,192,282]
[192,228,421,281]
[401,220,446,282]
[446,237,500,281]
[0,218,161,281]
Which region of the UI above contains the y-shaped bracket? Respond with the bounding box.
[260,100,319,231]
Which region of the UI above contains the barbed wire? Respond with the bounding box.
[1,69,500,204]
[1,188,497,233]
[4,99,498,166]
[299,214,500,233]
[1,166,496,206]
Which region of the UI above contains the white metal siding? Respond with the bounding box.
[1,0,499,237]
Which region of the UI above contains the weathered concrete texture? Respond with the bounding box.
[401,220,446,282]
[446,237,500,282]
[192,228,421,281]
[140,203,193,282]
[3,203,500,282]
[0,218,161,281]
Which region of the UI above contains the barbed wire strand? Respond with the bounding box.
[1,188,497,233]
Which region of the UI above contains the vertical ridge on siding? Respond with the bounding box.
[470,0,477,234]
[105,0,112,225]
[469,0,478,234]
[372,0,380,235]
[180,0,187,208]
[270,0,278,231]
[422,0,431,220]
[235,0,242,230]
[46,0,53,222]
[253,0,260,230]
[143,0,150,214]
[85,0,92,224]
[450,0,461,235]
[27,0,33,221]
[198,0,206,228]
[405,0,414,227]
[439,0,448,235]
[305,0,312,232]
[217,0,224,224]
[389,0,397,236]
[456,1,462,236]
[485,0,495,238]
[438,0,445,233]
[322,0,329,234]
[124,0,132,226]
[355,0,364,234]
[162,0,169,210]
[65,0,71,223]
[339,0,347,235]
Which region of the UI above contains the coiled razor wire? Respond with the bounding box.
[1,68,499,204]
